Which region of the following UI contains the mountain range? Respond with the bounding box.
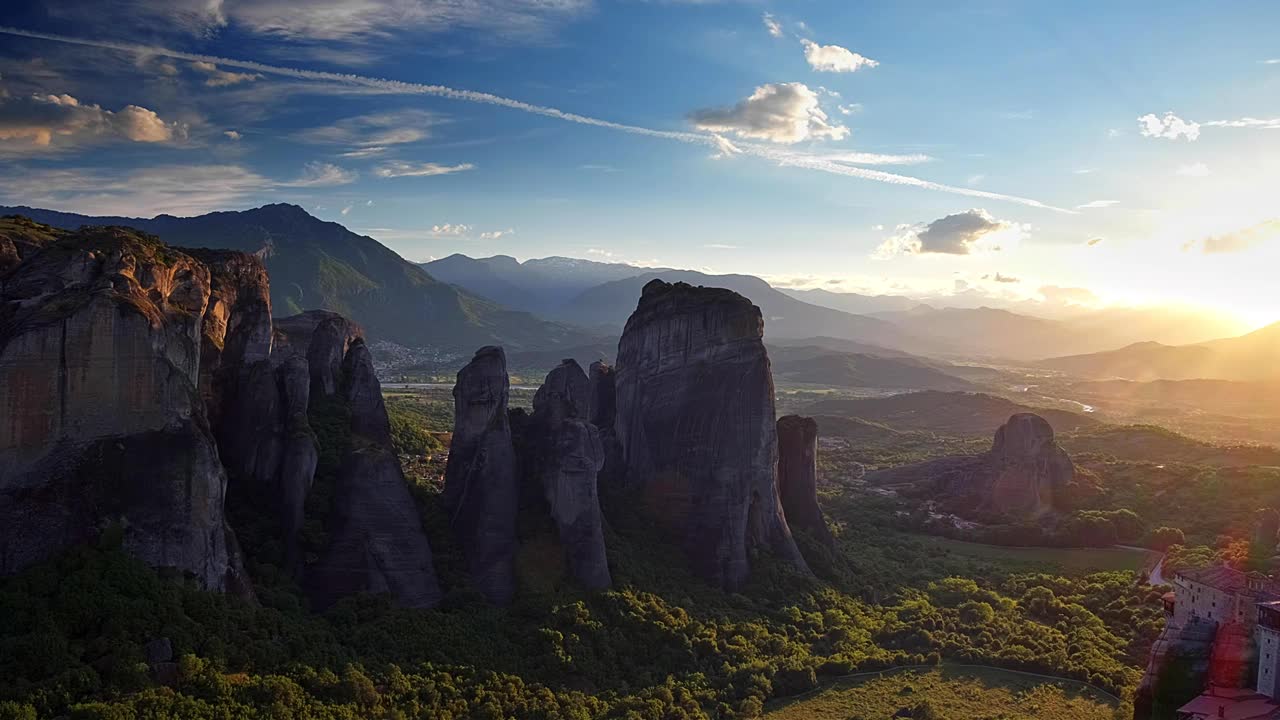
[1,204,594,351]
[1040,321,1280,381]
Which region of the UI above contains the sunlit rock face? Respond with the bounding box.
[444,345,519,604]
[531,359,611,591]
[982,413,1074,519]
[612,279,808,590]
[777,415,833,548]
[0,227,242,590]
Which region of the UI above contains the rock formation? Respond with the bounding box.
[531,359,611,590]
[305,338,441,609]
[444,346,519,605]
[612,279,807,589]
[0,226,243,590]
[866,412,1074,521]
[777,415,833,548]
[0,221,440,609]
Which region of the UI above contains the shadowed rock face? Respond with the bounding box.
[306,338,441,609]
[272,311,362,399]
[777,415,833,548]
[613,279,808,590]
[984,413,1074,518]
[444,346,519,604]
[532,360,611,591]
[0,227,241,590]
[587,361,616,431]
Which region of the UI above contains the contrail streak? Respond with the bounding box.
[0,25,1072,212]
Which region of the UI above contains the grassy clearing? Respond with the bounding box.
[914,534,1158,573]
[763,666,1120,720]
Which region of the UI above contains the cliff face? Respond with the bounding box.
[532,360,611,590]
[444,346,519,605]
[0,226,240,590]
[613,279,807,589]
[305,338,441,609]
[776,415,833,548]
[0,223,440,609]
[974,413,1074,519]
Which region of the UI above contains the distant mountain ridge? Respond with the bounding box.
[1040,321,1280,381]
[1,204,595,352]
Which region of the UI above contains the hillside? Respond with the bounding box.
[769,346,976,391]
[1,205,594,351]
[422,253,664,314]
[778,287,919,315]
[1041,322,1280,381]
[554,270,943,353]
[1059,424,1280,467]
[805,390,1098,437]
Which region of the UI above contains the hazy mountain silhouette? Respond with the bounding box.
[779,287,919,315]
[1041,321,1280,381]
[422,253,669,314]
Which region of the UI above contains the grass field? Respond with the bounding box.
[914,534,1159,574]
[763,666,1120,720]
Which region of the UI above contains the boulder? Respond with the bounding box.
[444,346,519,604]
[532,360,611,590]
[612,279,807,589]
[0,227,239,590]
[777,415,833,547]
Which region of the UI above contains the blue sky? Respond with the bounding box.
[1,1,1279,324]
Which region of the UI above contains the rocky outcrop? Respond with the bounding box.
[444,346,519,604]
[0,216,64,274]
[982,413,1074,518]
[777,415,833,548]
[0,226,241,590]
[1133,617,1216,719]
[272,310,361,399]
[305,338,441,609]
[866,412,1074,521]
[613,279,807,590]
[587,361,616,430]
[531,360,610,591]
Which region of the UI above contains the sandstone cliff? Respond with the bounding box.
[777,415,833,548]
[612,279,807,589]
[0,226,242,590]
[531,359,611,590]
[444,346,519,604]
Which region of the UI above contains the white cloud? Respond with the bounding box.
[1076,199,1118,209]
[1137,112,1201,141]
[0,163,271,216]
[223,129,242,140]
[480,228,514,240]
[430,223,471,237]
[1182,219,1280,254]
[1107,128,1122,138]
[1204,117,1280,129]
[340,205,352,215]
[296,110,441,149]
[762,13,783,38]
[0,27,1069,212]
[690,82,848,144]
[821,151,931,165]
[1073,168,1095,174]
[284,161,357,186]
[373,160,475,178]
[875,209,1026,257]
[1264,59,1280,64]
[800,39,878,73]
[48,0,591,44]
[966,174,985,186]
[1176,162,1211,177]
[191,60,261,86]
[703,243,738,249]
[838,103,862,115]
[0,88,183,150]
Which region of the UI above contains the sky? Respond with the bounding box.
[0,1,1278,327]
